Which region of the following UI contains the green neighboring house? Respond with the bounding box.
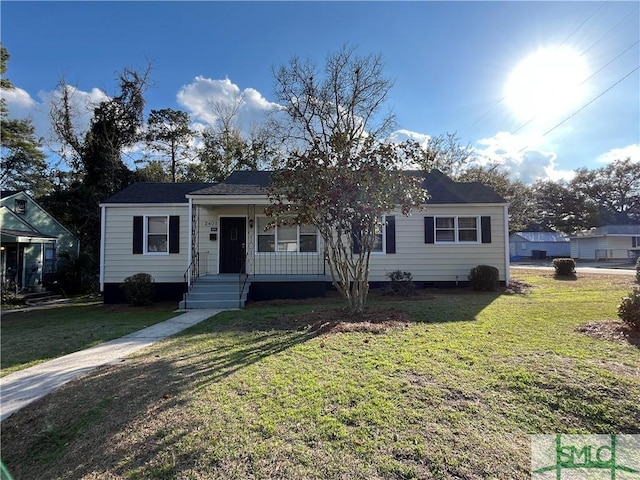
[1,191,79,292]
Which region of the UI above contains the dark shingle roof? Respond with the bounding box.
[104,171,506,204]
[1,191,21,199]
[190,170,506,204]
[414,170,506,204]
[189,171,271,195]
[103,182,215,204]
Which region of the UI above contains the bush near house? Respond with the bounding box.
[385,270,415,296]
[468,264,499,291]
[120,273,155,306]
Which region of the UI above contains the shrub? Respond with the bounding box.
[618,289,640,330]
[552,258,576,277]
[1,280,24,306]
[468,265,499,291]
[385,270,414,296]
[120,273,155,306]
[635,256,640,284]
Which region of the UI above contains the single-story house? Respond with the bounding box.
[509,231,570,259]
[1,191,80,291]
[100,170,510,308]
[570,225,640,260]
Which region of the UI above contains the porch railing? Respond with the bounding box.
[251,252,327,276]
[183,252,199,308]
[239,251,249,309]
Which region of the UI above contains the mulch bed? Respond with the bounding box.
[293,307,412,334]
[575,320,640,347]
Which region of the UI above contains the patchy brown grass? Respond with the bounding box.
[2,269,639,480]
[295,307,411,334]
[576,319,640,347]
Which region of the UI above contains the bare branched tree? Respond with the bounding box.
[268,46,426,315]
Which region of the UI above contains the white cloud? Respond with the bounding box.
[1,86,37,113]
[2,84,109,153]
[176,76,278,134]
[474,131,573,183]
[596,144,640,164]
[387,129,431,148]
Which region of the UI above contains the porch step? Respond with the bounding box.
[179,275,251,309]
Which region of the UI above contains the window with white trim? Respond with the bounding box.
[435,216,479,243]
[372,218,385,253]
[256,217,318,253]
[146,216,168,254]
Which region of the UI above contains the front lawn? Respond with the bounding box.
[0,302,180,377]
[2,270,639,479]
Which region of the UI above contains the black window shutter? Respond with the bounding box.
[481,216,492,243]
[133,216,143,254]
[385,216,396,254]
[424,217,435,244]
[633,237,637,248]
[169,216,180,253]
[352,227,361,254]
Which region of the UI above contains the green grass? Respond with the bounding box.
[0,302,180,376]
[1,270,639,479]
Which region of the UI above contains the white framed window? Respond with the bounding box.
[435,216,479,243]
[371,217,385,253]
[256,217,318,253]
[145,216,169,254]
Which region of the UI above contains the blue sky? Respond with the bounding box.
[2,1,638,184]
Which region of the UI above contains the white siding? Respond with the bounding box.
[103,205,189,283]
[368,206,507,282]
[115,202,508,284]
[571,237,600,259]
[605,236,633,259]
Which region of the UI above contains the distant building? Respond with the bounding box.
[570,225,640,260]
[509,231,570,259]
[1,191,79,291]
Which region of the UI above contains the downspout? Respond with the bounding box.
[187,197,193,288]
[99,205,106,293]
[504,204,510,286]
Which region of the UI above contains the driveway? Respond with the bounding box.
[511,260,635,276]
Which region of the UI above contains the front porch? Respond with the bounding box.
[181,198,332,309]
[180,273,332,309]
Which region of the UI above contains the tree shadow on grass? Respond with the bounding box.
[553,273,578,281]
[0,289,506,479]
[1,324,319,480]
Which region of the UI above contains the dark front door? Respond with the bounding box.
[219,217,247,273]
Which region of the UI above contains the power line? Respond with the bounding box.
[511,39,639,137]
[460,2,635,142]
[516,65,640,153]
[581,3,639,56]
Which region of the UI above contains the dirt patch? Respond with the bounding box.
[575,320,640,347]
[503,278,534,294]
[588,359,640,378]
[291,307,411,334]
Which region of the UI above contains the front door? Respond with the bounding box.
[219,217,246,273]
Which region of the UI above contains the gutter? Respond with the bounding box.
[99,205,106,293]
[504,204,510,286]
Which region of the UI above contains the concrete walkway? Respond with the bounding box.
[0,309,223,422]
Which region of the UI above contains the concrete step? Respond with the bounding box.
[178,299,244,309]
[180,276,251,309]
[188,284,240,294]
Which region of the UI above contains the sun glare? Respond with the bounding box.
[505,46,588,121]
